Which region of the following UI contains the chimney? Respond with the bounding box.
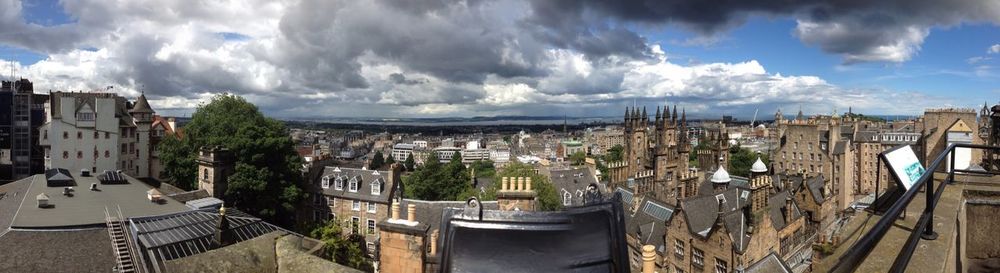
[502,177,509,191]
[430,229,439,255]
[407,204,416,222]
[641,245,656,273]
[525,177,532,191]
[517,177,525,191]
[784,195,794,224]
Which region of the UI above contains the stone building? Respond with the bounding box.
[311,164,401,253]
[608,105,697,203]
[922,108,981,171]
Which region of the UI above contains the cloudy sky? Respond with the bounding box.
[0,0,998,119]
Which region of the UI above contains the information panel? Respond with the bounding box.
[881,145,925,190]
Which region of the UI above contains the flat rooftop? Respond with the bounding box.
[11,173,190,228]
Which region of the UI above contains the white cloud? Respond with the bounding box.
[989,44,1000,54]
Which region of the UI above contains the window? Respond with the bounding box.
[328,197,336,207]
[692,248,704,268]
[368,202,377,213]
[43,130,47,139]
[352,200,361,211]
[105,151,110,158]
[715,258,728,273]
[77,132,82,139]
[129,143,135,154]
[351,217,360,234]
[674,239,685,258]
[349,177,358,192]
[77,151,83,159]
[77,112,95,121]
[105,132,110,139]
[94,131,99,139]
[371,180,381,195]
[675,266,685,273]
[203,169,209,180]
[122,144,127,155]
[335,177,344,190]
[62,151,68,159]
[563,191,572,206]
[93,150,98,159]
[63,132,68,139]
[367,219,376,234]
[321,176,330,189]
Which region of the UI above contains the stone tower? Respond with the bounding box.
[197,146,235,198]
[130,93,155,178]
[624,107,649,179]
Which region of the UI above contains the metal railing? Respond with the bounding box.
[830,143,1000,273]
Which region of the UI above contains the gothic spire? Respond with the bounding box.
[655,106,662,123]
[672,105,678,123]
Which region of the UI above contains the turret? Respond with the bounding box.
[672,105,678,124]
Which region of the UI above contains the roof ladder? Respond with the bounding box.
[106,206,141,273]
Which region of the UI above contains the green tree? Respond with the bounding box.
[406,152,471,201]
[403,154,415,172]
[459,162,562,211]
[605,145,624,162]
[157,94,303,226]
[569,151,587,166]
[309,220,374,272]
[469,160,496,179]
[384,153,396,167]
[370,151,385,170]
[728,145,769,178]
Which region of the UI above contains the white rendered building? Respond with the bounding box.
[40,92,155,178]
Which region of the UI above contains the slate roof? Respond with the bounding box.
[130,93,155,113]
[613,186,634,207]
[855,130,878,142]
[549,167,600,206]
[318,167,396,204]
[806,174,826,204]
[680,186,752,253]
[767,191,804,231]
[697,174,749,197]
[832,140,850,155]
[49,91,132,121]
[0,178,32,234]
[397,199,499,233]
[625,198,674,254]
[745,252,793,273]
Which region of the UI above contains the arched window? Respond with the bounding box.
[563,191,572,206]
[321,176,330,189]
[203,169,209,180]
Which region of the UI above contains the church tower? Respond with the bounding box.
[624,107,649,178]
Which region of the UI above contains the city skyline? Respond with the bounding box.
[0,0,998,119]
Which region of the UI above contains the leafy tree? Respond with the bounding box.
[403,154,415,172]
[605,145,624,162]
[502,135,512,143]
[370,151,385,170]
[569,151,587,166]
[157,135,196,188]
[157,94,303,227]
[309,220,374,272]
[384,153,396,167]
[728,145,769,178]
[469,160,495,179]
[405,152,471,201]
[459,162,562,211]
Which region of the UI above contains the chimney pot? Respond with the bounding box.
[641,245,656,273]
[407,204,416,222]
[502,177,509,191]
[391,202,400,220]
[526,177,532,191]
[517,177,525,191]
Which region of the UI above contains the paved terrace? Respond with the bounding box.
[11,173,190,228]
[815,173,1000,273]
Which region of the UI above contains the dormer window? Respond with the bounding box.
[335,177,344,190]
[349,177,359,192]
[321,176,330,189]
[371,179,381,195]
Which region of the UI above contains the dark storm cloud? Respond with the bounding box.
[526,0,1000,62]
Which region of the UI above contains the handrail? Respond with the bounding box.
[829,143,1000,273]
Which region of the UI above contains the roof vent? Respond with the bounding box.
[80,169,91,177]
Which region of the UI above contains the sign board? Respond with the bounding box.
[880,145,925,190]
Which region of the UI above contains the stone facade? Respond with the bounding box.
[496,176,537,211]
[197,146,234,198]
[378,221,428,273]
[611,105,691,202]
[922,108,981,171]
